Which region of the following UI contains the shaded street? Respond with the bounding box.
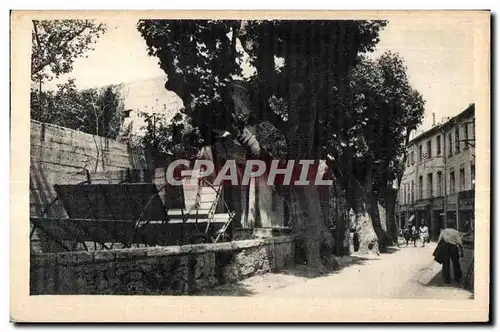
[201,242,474,299]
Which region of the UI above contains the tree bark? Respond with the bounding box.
[291,185,337,271]
[367,191,387,253]
[383,186,398,244]
[328,154,380,255]
[354,205,379,255]
[226,81,336,271]
[351,176,379,255]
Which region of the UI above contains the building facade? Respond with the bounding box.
[112,75,182,118]
[108,76,185,145]
[396,104,475,240]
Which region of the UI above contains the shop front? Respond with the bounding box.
[414,199,431,227]
[430,197,444,241]
[396,204,410,230]
[458,190,475,232]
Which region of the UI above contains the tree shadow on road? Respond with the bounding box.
[280,255,374,279]
[382,246,400,254]
[284,244,405,279]
[194,282,256,296]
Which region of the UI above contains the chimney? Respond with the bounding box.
[432,113,436,126]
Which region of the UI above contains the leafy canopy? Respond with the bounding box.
[31,20,107,83]
[31,79,123,139]
[327,51,425,193]
[138,20,425,196]
[137,20,387,151]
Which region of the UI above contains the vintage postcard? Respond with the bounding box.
[10,10,490,322]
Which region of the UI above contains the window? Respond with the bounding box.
[411,181,415,203]
[459,168,465,192]
[437,171,443,196]
[427,140,432,159]
[406,156,410,167]
[403,185,406,204]
[464,123,469,149]
[418,176,423,200]
[418,144,423,162]
[411,151,415,165]
[448,133,453,156]
[455,126,460,153]
[450,171,456,194]
[427,173,433,198]
[436,135,441,155]
[406,184,410,204]
[471,163,475,189]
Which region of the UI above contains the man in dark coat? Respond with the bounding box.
[433,227,464,284]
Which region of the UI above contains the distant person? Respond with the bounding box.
[411,224,418,247]
[353,231,360,252]
[433,227,464,284]
[419,223,429,247]
[403,226,411,246]
[396,228,403,247]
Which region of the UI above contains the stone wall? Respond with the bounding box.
[30,236,294,295]
[30,120,151,217]
[30,120,152,252]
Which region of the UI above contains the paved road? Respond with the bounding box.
[202,242,474,299]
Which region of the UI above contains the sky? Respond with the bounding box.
[44,18,166,91]
[372,16,475,133]
[45,17,476,134]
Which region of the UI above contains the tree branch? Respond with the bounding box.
[32,23,91,76]
[32,21,42,48]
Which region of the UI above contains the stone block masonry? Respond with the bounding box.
[30,236,294,295]
[30,120,151,217]
[30,120,152,253]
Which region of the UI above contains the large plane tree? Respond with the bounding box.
[138,19,397,269]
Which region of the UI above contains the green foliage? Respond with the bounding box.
[140,111,204,159]
[31,20,107,82]
[255,121,287,161]
[137,20,243,135]
[328,51,425,195]
[137,20,424,193]
[30,80,123,139]
[137,19,426,254]
[137,20,387,149]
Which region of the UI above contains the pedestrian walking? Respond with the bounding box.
[419,223,429,247]
[403,226,411,247]
[433,227,464,284]
[396,228,403,247]
[411,224,418,247]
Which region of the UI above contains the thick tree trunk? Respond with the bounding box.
[354,197,379,255]
[325,155,379,255]
[343,178,379,255]
[291,185,337,272]
[367,191,387,253]
[226,80,337,270]
[350,167,380,255]
[383,187,398,245]
[329,181,349,256]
